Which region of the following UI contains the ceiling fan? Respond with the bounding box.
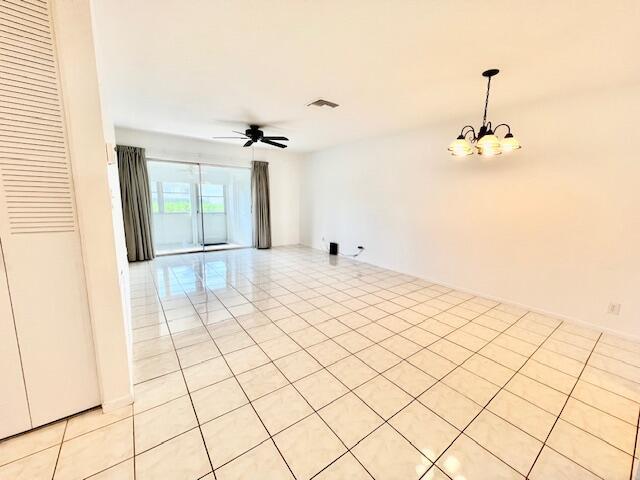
[212,125,289,148]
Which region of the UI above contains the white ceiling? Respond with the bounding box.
[92,0,640,152]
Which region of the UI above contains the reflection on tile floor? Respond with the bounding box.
[1,246,639,479]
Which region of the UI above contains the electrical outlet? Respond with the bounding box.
[607,303,621,315]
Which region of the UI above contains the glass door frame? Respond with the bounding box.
[147,158,252,256]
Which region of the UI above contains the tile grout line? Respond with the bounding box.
[145,258,589,432]
[152,299,640,425]
[0,425,68,469]
[188,260,384,479]
[133,282,640,406]
[134,311,575,413]
[176,281,493,384]
[212,273,497,445]
[169,253,487,478]
[131,323,628,418]
[158,262,438,477]
[524,331,604,479]
[149,263,218,480]
[133,249,633,479]
[169,265,298,480]
[145,259,555,367]
[631,409,640,480]
[303,301,520,478]
[84,458,134,479]
[49,420,67,480]
[149,256,592,478]
[0,418,138,476]
[418,317,566,479]
[206,284,521,478]
[578,363,640,392]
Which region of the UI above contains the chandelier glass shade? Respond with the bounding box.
[448,136,473,156]
[449,69,521,157]
[500,132,521,153]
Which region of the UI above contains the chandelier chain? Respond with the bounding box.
[482,76,491,127]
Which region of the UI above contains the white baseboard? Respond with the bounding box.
[303,243,640,343]
[414,276,640,343]
[101,392,133,413]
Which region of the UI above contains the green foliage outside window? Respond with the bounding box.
[148,181,225,214]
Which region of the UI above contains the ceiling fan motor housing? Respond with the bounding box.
[246,125,264,141]
[213,124,289,148]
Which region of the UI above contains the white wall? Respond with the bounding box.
[115,128,302,246]
[89,0,134,398]
[300,85,640,339]
[54,0,133,410]
[106,161,132,358]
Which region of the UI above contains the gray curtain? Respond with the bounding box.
[116,145,154,261]
[251,161,271,249]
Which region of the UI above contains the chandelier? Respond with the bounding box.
[448,69,521,157]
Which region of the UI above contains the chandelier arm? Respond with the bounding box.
[463,129,476,142]
[492,123,511,135]
[460,125,476,137]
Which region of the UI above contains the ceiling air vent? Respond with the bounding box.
[307,99,339,108]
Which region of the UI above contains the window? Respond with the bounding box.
[150,182,160,213]
[162,182,191,213]
[148,181,224,214]
[201,184,225,213]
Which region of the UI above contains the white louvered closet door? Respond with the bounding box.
[0,239,30,438]
[0,0,100,435]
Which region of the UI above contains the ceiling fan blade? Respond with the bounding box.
[212,136,247,139]
[262,136,289,141]
[243,139,254,147]
[261,138,287,148]
[233,130,248,135]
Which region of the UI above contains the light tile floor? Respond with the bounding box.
[1,246,639,479]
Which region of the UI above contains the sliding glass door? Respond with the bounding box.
[147,160,252,255]
[148,161,200,254]
[199,165,252,248]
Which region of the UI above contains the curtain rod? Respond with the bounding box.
[115,146,267,167]
[146,155,253,170]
